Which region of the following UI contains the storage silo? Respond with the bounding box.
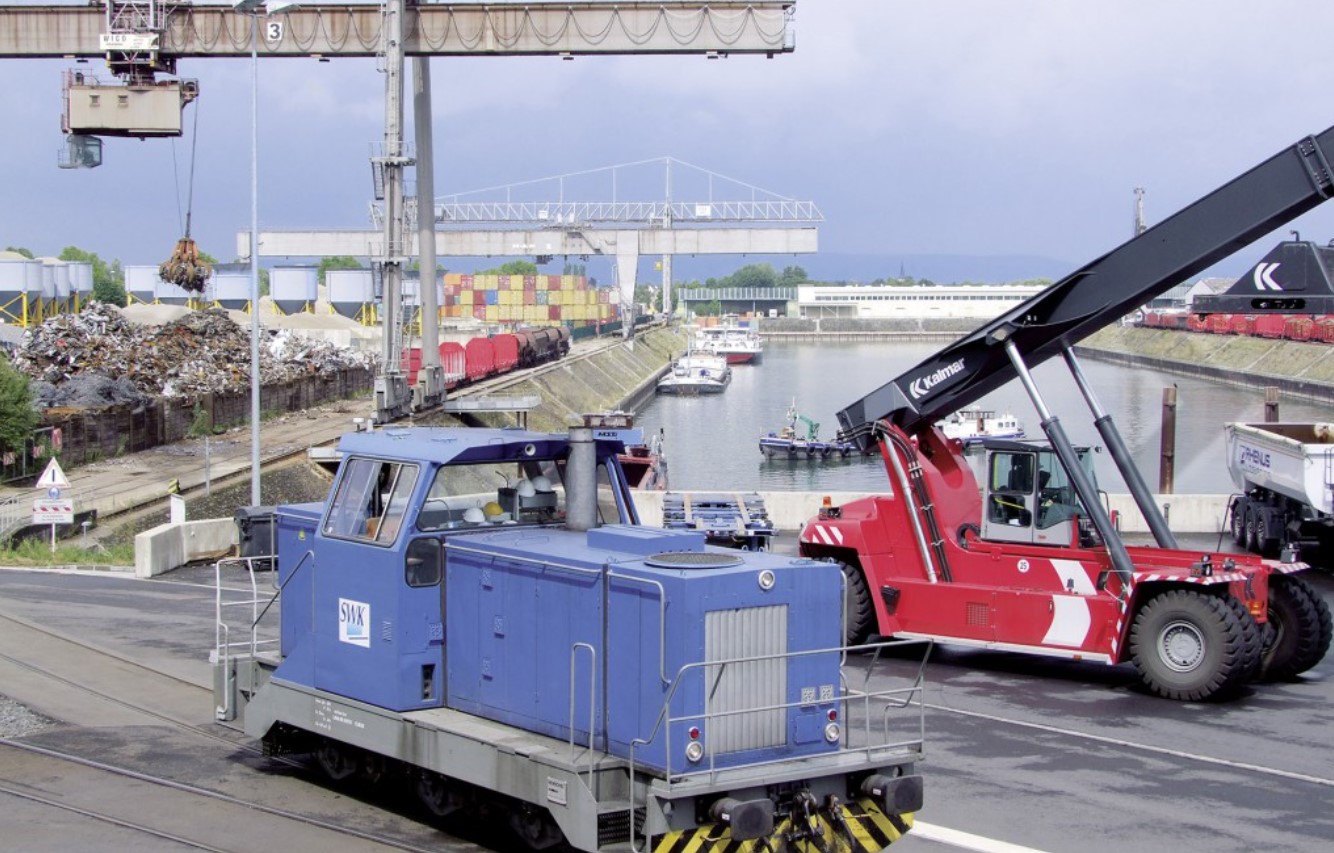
[327,268,375,323]
[37,261,56,316]
[124,265,160,305]
[40,258,71,316]
[212,264,251,310]
[271,265,317,314]
[68,261,92,309]
[0,252,42,326]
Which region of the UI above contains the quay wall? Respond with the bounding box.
[631,490,1232,535]
[1076,326,1334,404]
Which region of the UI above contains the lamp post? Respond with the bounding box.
[234,0,296,506]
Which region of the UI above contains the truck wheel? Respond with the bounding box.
[1260,575,1334,680]
[1255,513,1281,558]
[1244,507,1260,554]
[1129,590,1261,700]
[840,560,875,647]
[1229,499,1247,546]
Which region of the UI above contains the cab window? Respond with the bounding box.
[416,459,566,531]
[987,451,1034,526]
[325,458,419,543]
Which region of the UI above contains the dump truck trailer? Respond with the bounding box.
[1224,421,1334,567]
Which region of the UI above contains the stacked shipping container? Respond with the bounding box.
[441,273,619,330]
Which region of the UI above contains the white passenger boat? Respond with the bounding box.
[936,409,1025,443]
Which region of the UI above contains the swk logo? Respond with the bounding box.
[339,598,371,647]
[1253,262,1283,291]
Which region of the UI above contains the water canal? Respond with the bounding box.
[634,339,1331,494]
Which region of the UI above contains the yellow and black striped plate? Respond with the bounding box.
[652,798,913,853]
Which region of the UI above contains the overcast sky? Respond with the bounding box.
[6,0,1334,283]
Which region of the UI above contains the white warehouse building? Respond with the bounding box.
[796,283,1047,319]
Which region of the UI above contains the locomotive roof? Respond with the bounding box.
[335,427,623,465]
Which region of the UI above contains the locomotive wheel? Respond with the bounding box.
[315,741,357,781]
[1260,575,1334,681]
[839,560,875,647]
[417,771,464,817]
[1129,590,1261,701]
[507,803,564,850]
[1229,500,1247,547]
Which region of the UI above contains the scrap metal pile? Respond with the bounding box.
[12,302,379,408]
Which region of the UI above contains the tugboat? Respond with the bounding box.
[759,400,863,459]
[582,411,667,490]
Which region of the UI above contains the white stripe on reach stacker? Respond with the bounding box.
[913,821,1051,853]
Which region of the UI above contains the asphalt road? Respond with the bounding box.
[0,562,1330,853]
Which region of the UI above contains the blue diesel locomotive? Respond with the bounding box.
[214,425,926,852]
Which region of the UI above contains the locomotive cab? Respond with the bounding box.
[274,427,639,712]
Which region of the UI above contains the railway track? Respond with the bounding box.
[0,602,487,852]
[0,738,433,853]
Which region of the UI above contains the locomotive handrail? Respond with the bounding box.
[252,549,315,630]
[569,641,598,786]
[214,555,288,721]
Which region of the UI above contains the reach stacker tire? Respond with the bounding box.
[840,560,875,647]
[1129,590,1262,701]
[1260,575,1334,681]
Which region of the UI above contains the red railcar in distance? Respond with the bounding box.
[1229,314,1256,335]
[490,333,520,373]
[1254,314,1286,338]
[464,337,496,381]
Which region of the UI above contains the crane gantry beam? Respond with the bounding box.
[0,2,795,59]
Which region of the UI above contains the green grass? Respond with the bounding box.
[0,538,135,567]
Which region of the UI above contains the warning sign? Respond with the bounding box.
[36,459,70,490]
[33,499,74,525]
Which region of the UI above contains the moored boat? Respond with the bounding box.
[582,411,668,490]
[656,350,731,395]
[697,315,764,364]
[936,408,1025,443]
[758,400,865,459]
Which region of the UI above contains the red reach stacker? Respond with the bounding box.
[800,126,1334,700]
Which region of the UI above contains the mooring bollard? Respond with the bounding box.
[1159,385,1176,494]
